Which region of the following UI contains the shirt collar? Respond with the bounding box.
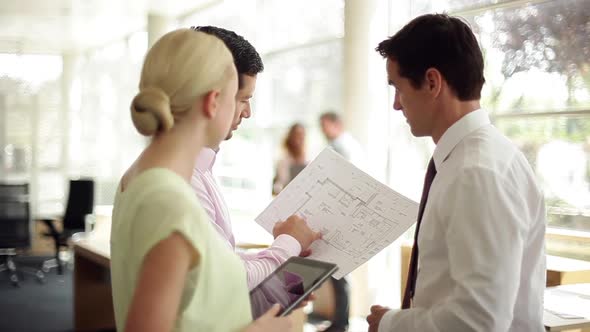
[432,109,490,170]
[334,132,348,141]
[195,147,217,172]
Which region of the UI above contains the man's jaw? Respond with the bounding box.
[224,127,236,141]
[223,116,243,141]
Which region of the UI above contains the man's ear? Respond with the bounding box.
[202,90,220,119]
[425,68,442,97]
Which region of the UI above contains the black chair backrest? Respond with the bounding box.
[62,179,94,231]
[0,183,28,198]
[0,183,31,249]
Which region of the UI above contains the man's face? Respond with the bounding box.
[225,74,257,140]
[386,58,434,137]
[212,66,239,145]
[320,119,339,141]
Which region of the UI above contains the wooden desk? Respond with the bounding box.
[73,239,115,331]
[547,255,590,287]
[74,234,307,331]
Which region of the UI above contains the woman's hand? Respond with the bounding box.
[243,304,293,332]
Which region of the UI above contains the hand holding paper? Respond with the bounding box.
[256,148,419,279]
[272,214,322,251]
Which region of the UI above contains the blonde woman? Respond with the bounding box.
[110,29,292,332]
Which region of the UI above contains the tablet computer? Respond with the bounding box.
[249,256,338,318]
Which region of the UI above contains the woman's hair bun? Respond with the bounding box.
[130,86,174,136]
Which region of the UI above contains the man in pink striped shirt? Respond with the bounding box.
[190,26,321,290]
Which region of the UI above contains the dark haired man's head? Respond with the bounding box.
[376,14,484,101]
[192,25,264,86]
[376,14,485,140]
[192,25,263,141]
[319,111,343,141]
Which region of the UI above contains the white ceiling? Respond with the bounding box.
[0,0,217,54]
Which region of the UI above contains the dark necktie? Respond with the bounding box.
[402,158,437,309]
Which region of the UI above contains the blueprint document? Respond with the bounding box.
[255,148,418,279]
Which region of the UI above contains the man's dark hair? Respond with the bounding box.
[319,111,341,123]
[375,14,485,101]
[191,25,264,88]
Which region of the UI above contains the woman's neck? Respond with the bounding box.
[137,120,207,182]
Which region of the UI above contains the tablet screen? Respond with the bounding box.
[250,257,337,318]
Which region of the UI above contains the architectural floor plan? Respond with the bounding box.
[256,148,418,279]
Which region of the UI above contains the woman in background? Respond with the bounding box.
[110,29,292,332]
[273,123,307,195]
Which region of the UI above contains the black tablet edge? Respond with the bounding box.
[279,264,339,317]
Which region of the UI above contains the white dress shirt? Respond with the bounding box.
[331,132,364,165]
[380,109,546,332]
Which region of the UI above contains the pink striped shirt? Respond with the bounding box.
[191,148,301,289]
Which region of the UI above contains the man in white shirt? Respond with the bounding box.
[319,111,364,167]
[367,14,546,332]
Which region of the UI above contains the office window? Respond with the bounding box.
[387,0,590,234]
[256,0,344,53]
[463,0,590,232]
[179,0,256,38]
[0,54,65,215]
[72,36,147,206]
[0,29,155,214]
[262,40,343,133]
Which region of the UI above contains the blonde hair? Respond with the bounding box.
[130,29,235,136]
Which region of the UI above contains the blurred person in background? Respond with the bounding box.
[273,123,308,195]
[312,111,360,332]
[319,111,364,167]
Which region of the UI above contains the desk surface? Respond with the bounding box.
[547,255,590,272]
[544,283,590,331]
[73,217,111,269]
[545,310,590,331]
[546,255,590,287]
[74,240,110,266]
[73,233,114,332]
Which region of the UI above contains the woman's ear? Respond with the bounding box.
[201,90,220,119]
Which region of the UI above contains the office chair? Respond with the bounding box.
[40,179,94,275]
[0,183,45,287]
